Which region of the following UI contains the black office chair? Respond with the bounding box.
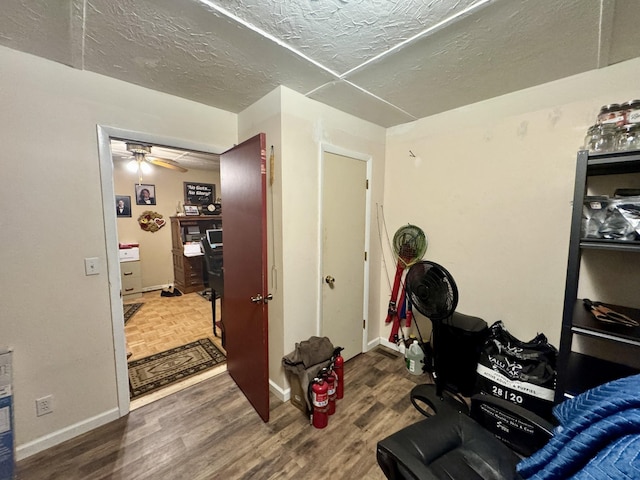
[377,373,640,480]
[377,392,554,480]
[200,239,224,346]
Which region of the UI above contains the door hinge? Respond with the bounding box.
[363,319,366,329]
[366,179,369,189]
[364,251,367,261]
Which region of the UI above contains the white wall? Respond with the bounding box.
[237,87,285,390]
[0,46,237,457]
[383,57,640,348]
[278,88,387,384]
[7,37,640,460]
[238,86,387,391]
[114,162,220,289]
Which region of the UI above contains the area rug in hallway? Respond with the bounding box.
[123,303,143,324]
[128,338,226,399]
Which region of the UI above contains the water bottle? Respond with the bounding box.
[406,340,425,375]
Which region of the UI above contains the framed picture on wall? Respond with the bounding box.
[135,184,156,205]
[184,182,215,206]
[184,205,200,216]
[115,195,131,217]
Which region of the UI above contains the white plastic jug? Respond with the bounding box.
[406,340,425,375]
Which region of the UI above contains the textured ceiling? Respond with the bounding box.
[2,0,640,128]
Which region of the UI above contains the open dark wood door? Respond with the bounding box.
[220,133,270,422]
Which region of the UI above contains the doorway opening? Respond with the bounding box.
[97,126,227,414]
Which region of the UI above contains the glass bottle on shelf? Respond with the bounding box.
[592,124,617,152]
[622,99,640,125]
[616,124,640,151]
[584,123,617,153]
[583,125,599,152]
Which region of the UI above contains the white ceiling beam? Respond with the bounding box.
[340,0,496,80]
[70,0,86,69]
[598,0,616,68]
[194,0,342,80]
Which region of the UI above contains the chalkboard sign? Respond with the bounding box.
[184,182,215,206]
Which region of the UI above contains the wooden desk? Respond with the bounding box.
[170,216,221,294]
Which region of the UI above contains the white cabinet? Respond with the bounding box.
[120,259,142,300]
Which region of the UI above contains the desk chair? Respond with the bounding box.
[377,392,553,480]
[377,374,640,479]
[200,240,224,346]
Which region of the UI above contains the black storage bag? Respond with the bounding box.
[475,320,557,420]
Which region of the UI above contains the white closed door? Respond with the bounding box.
[321,151,368,361]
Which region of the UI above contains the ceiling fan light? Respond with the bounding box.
[126,159,140,172]
[126,143,151,155]
[140,161,151,174]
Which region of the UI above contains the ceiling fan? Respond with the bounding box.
[125,142,188,183]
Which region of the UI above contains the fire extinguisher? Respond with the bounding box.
[321,368,337,415]
[310,377,329,429]
[333,347,344,400]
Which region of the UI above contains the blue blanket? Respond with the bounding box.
[517,374,640,479]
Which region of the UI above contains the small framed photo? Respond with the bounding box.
[115,195,131,218]
[135,184,156,205]
[184,205,200,216]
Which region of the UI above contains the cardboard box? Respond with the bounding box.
[286,371,309,416]
[0,351,14,480]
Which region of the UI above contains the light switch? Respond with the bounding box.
[84,257,100,276]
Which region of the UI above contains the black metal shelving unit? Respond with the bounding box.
[555,149,640,402]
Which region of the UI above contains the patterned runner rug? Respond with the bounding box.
[128,338,226,399]
[123,302,143,324]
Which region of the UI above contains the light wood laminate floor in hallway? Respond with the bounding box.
[125,290,224,361]
[17,347,428,480]
[124,290,226,407]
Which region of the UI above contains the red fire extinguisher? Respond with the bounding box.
[310,377,329,429]
[322,368,337,415]
[333,347,344,400]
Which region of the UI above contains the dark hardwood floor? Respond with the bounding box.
[17,346,429,480]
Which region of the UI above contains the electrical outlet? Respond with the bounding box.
[36,395,53,416]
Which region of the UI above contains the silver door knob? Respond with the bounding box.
[325,275,335,287]
[250,294,263,303]
[263,294,273,303]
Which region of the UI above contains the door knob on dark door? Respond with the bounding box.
[263,294,273,303]
[325,275,335,288]
[250,294,263,303]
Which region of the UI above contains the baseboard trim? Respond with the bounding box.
[269,379,289,402]
[142,284,171,293]
[16,407,120,461]
[377,338,401,352]
[366,337,381,351]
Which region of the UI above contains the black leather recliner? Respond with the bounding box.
[378,373,640,479]
[376,389,554,480]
